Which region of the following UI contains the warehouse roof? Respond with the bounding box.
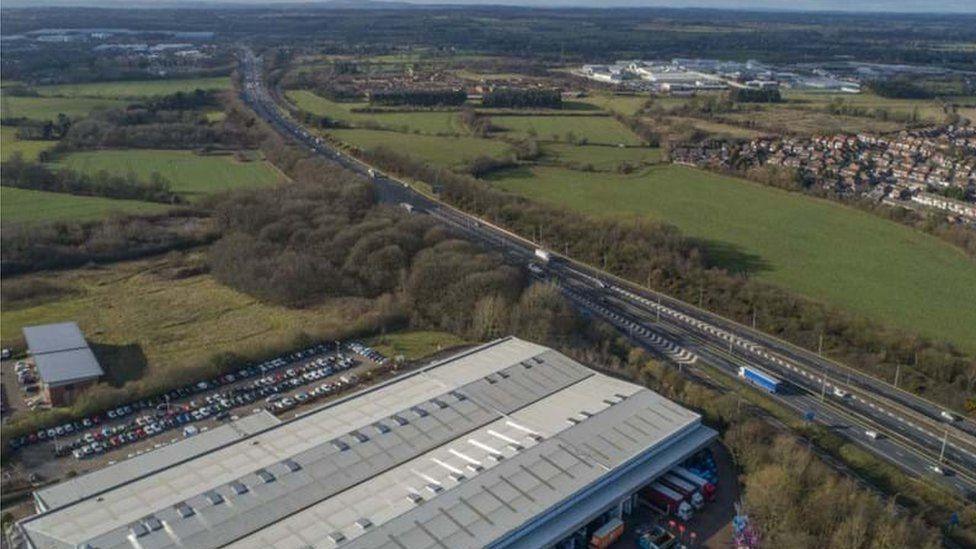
[33,411,281,512]
[22,322,103,386]
[20,337,714,549]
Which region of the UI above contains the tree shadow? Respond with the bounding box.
[690,238,771,277]
[89,342,149,387]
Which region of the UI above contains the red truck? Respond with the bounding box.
[640,482,694,521]
[671,466,717,502]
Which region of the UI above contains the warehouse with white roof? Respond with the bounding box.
[19,337,716,549]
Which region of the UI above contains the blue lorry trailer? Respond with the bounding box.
[738,366,781,393]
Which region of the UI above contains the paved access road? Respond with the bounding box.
[238,48,976,498]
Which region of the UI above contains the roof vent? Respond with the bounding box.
[497,371,510,379]
[466,463,485,473]
[533,356,544,364]
[450,391,467,402]
[527,433,544,442]
[283,459,302,472]
[130,523,149,538]
[508,443,524,452]
[431,398,448,409]
[485,375,498,385]
[449,472,466,482]
[602,399,617,406]
[392,414,409,426]
[614,393,628,400]
[144,516,163,532]
[426,483,444,494]
[412,406,429,418]
[567,417,581,425]
[327,531,347,544]
[580,410,594,418]
[230,480,249,495]
[331,439,350,452]
[175,502,195,519]
[257,469,276,483]
[355,518,373,530]
[351,431,370,443]
[407,492,423,504]
[205,491,224,505]
[374,422,391,434]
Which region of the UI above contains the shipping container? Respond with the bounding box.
[588,517,624,549]
[738,366,781,393]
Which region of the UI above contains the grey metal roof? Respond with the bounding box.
[32,348,104,386]
[23,322,89,355]
[34,412,281,512]
[20,337,714,549]
[22,322,103,385]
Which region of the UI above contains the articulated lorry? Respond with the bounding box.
[660,473,705,510]
[670,466,716,502]
[641,482,694,521]
[588,517,624,549]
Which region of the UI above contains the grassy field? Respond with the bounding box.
[1,186,169,224]
[490,165,976,352]
[1,96,126,122]
[328,129,512,167]
[366,331,469,361]
[542,143,661,170]
[55,150,285,200]
[719,109,906,135]
[491,115,641,145]
[578,93,650,116]
[36,77,231,99]
[0,253,387,385]
[0,127,56,161]
[286,90,464,134]
[782,90,948,123]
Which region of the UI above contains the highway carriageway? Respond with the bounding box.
[238,49,976,497]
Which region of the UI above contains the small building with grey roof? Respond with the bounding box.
[22,322,103,406]
[18,336,716,549]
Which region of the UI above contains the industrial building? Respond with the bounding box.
[22,322,104,406]
[19,337,716,549]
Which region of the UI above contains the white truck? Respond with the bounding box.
[534,248,552,263]
[367,168,376,178]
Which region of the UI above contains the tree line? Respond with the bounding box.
[368,88,467,107]
[1,154,182,204]
[482,88,562,109]
[729,87,782,103]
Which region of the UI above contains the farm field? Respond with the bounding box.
[0,96,126,122]
[781,90,949,123]
[286,90,463,134]
[366,331,469,361]
[490,164,976,352]
[328,129,512,167]
[578,93,650,116]
[491,115,641,145]
[542,143,661,170]
[0,253,390,384]
[719,109,906,135]
[1,186,169,224]
[55,150,285,200]
[35,77,231,99]
[1,127,56,161]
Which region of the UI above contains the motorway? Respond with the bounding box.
[238,49,976,497]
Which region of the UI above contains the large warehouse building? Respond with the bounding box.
[19,337,716,549]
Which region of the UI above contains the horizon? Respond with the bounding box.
[2,0,975,15]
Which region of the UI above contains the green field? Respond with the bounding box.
[1,96,126,122]
[1,186,169,224]
[36,77,231,99]
[490,165,976,352]
[1,127,56,161]
[55,150,285,200]
[0,253,387,384]
[543,143,661,170]
[287,90,464,134]
[492,115,641,145]
[329,129,512,167]
[579,93,650,116]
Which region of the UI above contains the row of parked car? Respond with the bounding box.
[62,353,364,460]
[8,342,386,454]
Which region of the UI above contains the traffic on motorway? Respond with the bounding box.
[237,48,976,497]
